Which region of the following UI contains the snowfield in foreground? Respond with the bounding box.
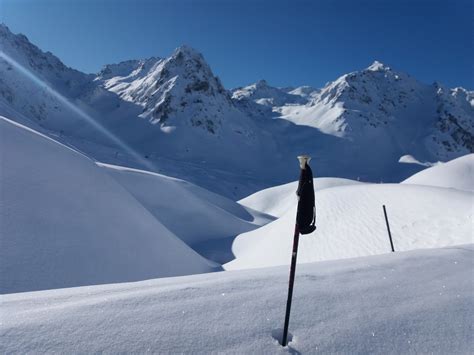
[1,245,472,354]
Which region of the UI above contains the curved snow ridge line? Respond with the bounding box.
[96,161,185,182]
[97,161,272,226]
[239,177,365,218]
[95,165,222,269]
[97,161,273,247]
[402,154,474,192]
[0,115,94,162]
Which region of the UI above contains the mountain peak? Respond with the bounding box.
[0,22,30,45]
[172,45,203,60]
[0,22,10,34]
[367,60,390,72]
[255,79,269,88]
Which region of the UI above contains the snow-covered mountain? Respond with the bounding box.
[232,79,308,107]
[1,23,473,198]
[238,61,473,162]
[0,23,124,134]
[96,46,257,138]
[0,24,284,197]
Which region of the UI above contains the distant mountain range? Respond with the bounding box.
[1,23,472,198]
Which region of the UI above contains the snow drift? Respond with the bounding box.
[402,154,474,191]
[239,177,364,218]
[227,181,473,270]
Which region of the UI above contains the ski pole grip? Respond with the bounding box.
[297,155,311,169]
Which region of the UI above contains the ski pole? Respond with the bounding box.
[282,223,300,346]
[282,155,313,347]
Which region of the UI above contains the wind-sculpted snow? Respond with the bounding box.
[1,246,472,353]
[227,183,473,270]
[403,153,474,191]
[239,177,364,218]
[97,162,273,246]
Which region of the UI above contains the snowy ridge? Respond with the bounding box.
[0,23,118,133]
[232,79,307,106]
[238,61,473,162]
[96,45,256,139]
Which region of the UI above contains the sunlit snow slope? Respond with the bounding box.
[1,246,472,353]
[227,172,473,270]
[239,177,364,218]
[402,154,474,191]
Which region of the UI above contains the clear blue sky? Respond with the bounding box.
[1,0,472,89]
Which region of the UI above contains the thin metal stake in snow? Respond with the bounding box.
[383,205,395,252]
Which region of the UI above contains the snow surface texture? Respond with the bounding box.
[229,180,473,270]
[1,24,473,199]
[1,246,472,353]
[403,153,474,191]
[0,116,270,294]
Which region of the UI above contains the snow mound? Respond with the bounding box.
[0,116,219,294]
[239,177,364,218]
[398,154,437,167]
[226,183,473,270]
[1,245,472,353]
[402,154,474,191]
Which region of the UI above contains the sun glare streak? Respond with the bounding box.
[0,50,156,171]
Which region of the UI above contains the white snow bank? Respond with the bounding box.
[239,177,363,218]
[0,116,218,294]
[402,154,474,191]
[226,183,473,270]
[398,154,438,167]
[1,245,472,354]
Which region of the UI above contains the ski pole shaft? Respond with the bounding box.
[383,205,395,252]
[282,223,300,346]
